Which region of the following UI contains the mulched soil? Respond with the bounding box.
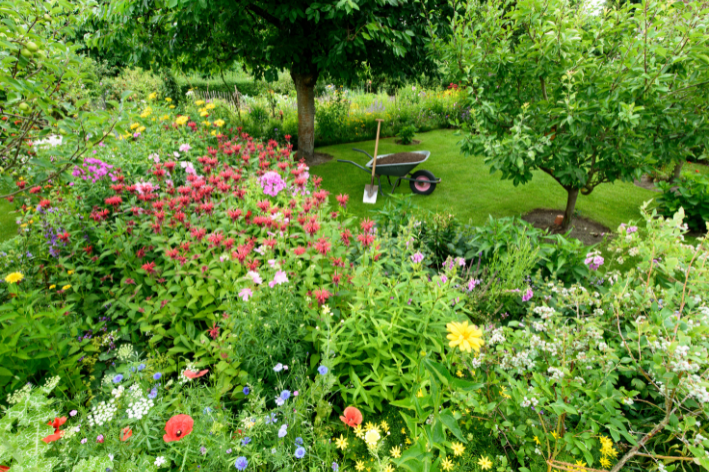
[394,139,422,145]
[374,152,427,165]
[633,174,662,192]
[304,152,334,167]
[522,208,611,246]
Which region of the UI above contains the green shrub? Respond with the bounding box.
[159,69,181,105]
[397,125,417,145]
[656,173,709,232]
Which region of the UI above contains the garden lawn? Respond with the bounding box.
[312,129,659,230]
[0,199,17,241]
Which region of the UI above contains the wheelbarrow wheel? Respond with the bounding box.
[410,170,437,195]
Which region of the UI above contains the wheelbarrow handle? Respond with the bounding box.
[351,148,373,159]
[337,159,370,173]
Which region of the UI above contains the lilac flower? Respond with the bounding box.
[153,372,162,380]
[239,288,253,301]
[411,252,424,264]
[626,226,638,234]
[522,288,533,302]
[70,410,77,417]
[584,254,604,271]
[234,457,248,470]
[200,446,207,455]
[269,270,288,288]
[455,257,466,267]
[274,363,284,372]
[332,463,339,471]
[137,364,146,371]
[318,365,328,375]
[112,374,123,383]
[275,396,285,406]
[440,275,448,284]
[467,279,481,291]
[148,388,158,399]
[294,447,306,459]
[259,171,286,196]
[278,424,288,438]
[280,390,291,401]
[295,437,304,445]
[81,438,87,444]
[241,437,251,446]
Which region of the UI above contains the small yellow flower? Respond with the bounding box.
[335,434,348,450]
[477,456,492,470]
[551,431,560,440]
[62,285,71,291]
[169,105,175,109]
[202,121,211,127]
[405,437,412,445]
[456,370,464,378]
[499,386,512,399]
[175,116,189,126]
[354,424,365,438]
[451,442,465,456]
[383,465,395,472]
[213,119,225,127]
[194,100,205,106]
[5,272,24,284]
[390,446,401,458]
[67,270,74,275]
[599,457,611,469]
[20,224,27,228]
[441,457,454,471]
[200,111,209,117]
[205,103,215,110]
[148,92,157,100]
[130,123,140,130]
[355,461,365,472]
[165,97,172,102]
[446,320,484,353]
[534,435,541,445]
[49,284,56,289]
[401,428,406,434]
[138,126,146,133]
[380,421,389,432]
[417,389,424,398]
[573,460,587,472]
[211,130,217,136]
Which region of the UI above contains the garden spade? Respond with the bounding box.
[363,119,384,204]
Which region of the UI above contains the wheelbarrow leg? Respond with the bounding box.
[391,177,402,195]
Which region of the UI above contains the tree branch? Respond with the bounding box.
[245,4,281,28]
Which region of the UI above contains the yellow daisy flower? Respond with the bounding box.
[5,272,24,284]
[335,434,348,450]
[477,456,492,470]
[383,465,395,472]
[165,97,172,102]
[390,446,401,458]
[67,270,74,275]
[451,442,465,456]
[446,320,484,353]
[49,284,56,289]
[441,457,455,471]
[355,461,365,471]
[62,285,71,290]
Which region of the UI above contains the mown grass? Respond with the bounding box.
[0,199,17,242]
[312,129,664,230]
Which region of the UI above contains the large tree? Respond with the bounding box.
[93,0,453,161]
[438,0,709,230]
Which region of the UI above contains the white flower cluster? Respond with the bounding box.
[42,376,61,392]
[63,425,81,439]
[117,344,134,362]
[7,383,32,404]
[548,367,565,381]
[111,385,125,399]
[628,247,639,257]
[501,350,535,371]
[127,397,155,420]
[530,334,558,356]
[533,306,556,320]
[488,328,506,346]
[687,376,709,404]
[180,362,198,384]
[88,400,118,427]
[471,355,484,368]
[129,383,143,399]
[532,321,546,332]
[670,345,700,373]
[521,396,539,408]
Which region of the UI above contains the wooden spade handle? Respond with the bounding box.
[370,119,384,186]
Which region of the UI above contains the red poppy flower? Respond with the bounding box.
[184,369,209,379]
[0,464,9,471]
[339,406,363,428]
[120,427,133,441]
[48,417,67,431]
[42,431,64,443]
[163,414,194,442]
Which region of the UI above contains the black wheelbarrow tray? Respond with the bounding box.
[337,148,442,195]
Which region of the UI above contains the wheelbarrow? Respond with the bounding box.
[338,149,441,195]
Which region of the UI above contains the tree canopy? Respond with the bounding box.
[94,0,454,160]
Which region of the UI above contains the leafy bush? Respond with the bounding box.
[656,173,709,232]
[397,125,417,145]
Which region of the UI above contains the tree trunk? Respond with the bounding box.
[560,187,579,232]
[291,69,319,163]
[671,160,684,182]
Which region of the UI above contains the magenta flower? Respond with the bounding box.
[411,252,424,264]
[259,171,286,196]
[269,270,289,288]
[522,288,533,302]
[239,288,253,301]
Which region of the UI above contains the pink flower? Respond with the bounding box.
[247,271,262,285]
[179,143,192,153]
[269,270,288,288]
[467,279,480,291]
[259,171,286,196]
[239,288,253,301]
[522,288,533,302]
[411,252,424,264]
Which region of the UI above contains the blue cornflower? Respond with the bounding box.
[148,388,158,399]
[278,424,288,438]
[332,463,339,471]
[241,437,251,446]
[137,363,146,371]
[203,407,213,414]
[280,390,291,401]
[294,447,306,459]
[295,437,303,445]
[153,372,162,380]
[234,457,248,471]
[243,387,250,395]
[318,365,328,375]
[112,374,123,383]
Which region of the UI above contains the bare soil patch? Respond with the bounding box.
[375,152,427,166]
[633,174,662,192]
[522,209,611,246]
[394,139,422,145]
[304,152,334,167]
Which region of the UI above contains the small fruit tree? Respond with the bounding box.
[0,0,127,197]
[438,0,709,230]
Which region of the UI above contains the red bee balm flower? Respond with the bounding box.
[184,369,210,379]
[42,416,67,443]
[163,414,194,442]
[120,427,133,441]
[339,407,363,428]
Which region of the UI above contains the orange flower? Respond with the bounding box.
[0,465,10,471]
[163,414,194,442]
[121,427,133,441]
[42,417,67,443]
[339,406,363,428]
[184,369,209,379]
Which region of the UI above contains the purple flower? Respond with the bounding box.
[81,438,87,444]
[332,463,339,471]
[295,437,303,445]
[234,457,248,470]
[317,365,328,375]
[148,388,158,399]
[242,437,251,446]
[137,364,146,371]
[153,372,162,380]
[200,446,207,455]
[280,390,291,401]
[294,447,306,459]
[467,279,480,291]
[522,288,533,302]
[70,410,77,417]
[259,171,286,196]
[239,288,253,301]
[411,252,424,264]
[112,374,123,383]
[243,387,250,395]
